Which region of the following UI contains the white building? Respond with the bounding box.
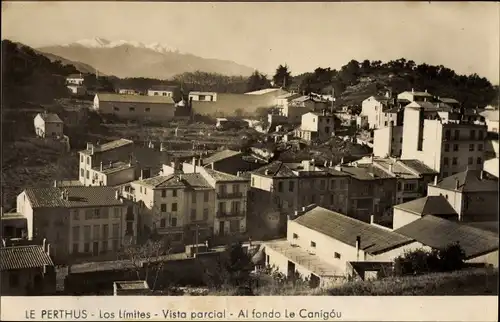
[479,109,499,133]
[263,206,421,287]
[373,125,403,158]
[188,91,217,102]
[397,89,433,103]
[147,85,177,98]
[295,111,335,141]
[483,157,499,177]
[66,74,84,86]
[360,94,394,129]
[34,112,64,139]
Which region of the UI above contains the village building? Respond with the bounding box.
[34,112,64,139]
[147,85,178,98]
[479,108,499,133]
[426,169,498,222]
[397,88,434,103]
[0,242,56,295]
[295,111,335,142]
[16,186,138,263]
[373,124,403,158]
[201,149,262,175]
[483,157,498,178]
[401,103,487,178]
[263,206,420,288]
[118,88,141,95]
[394,215,498,267]
[125,172,215,247]
[1,212,28,240]
[66,74,86,96]
[92,93,184,121]
[66,74,84,86]
[360,93,396,129]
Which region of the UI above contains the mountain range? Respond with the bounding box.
[37,37,255,79]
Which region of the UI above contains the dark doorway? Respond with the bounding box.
[92,242,99,255]
[219,221,225,236]
[287,261,296,280]
[309,274,320,288]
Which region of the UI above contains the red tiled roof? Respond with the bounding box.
[1,245,54,271]
[25,186,124,208]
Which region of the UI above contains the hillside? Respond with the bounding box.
[36,50,103,76]
[294,60,498,109]
[37,38,255,79]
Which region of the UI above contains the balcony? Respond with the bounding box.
[216,211,246,219]
[217,192,243,199]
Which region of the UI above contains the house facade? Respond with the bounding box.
[396,89,433,103]
[34,112,64,139]
[401,105,487,178]
[360,94,394,130]
[295,112,335,142]
[1,242,56,295]
[66,74,84,86]
[16,187,138,263]
[93,93,177,121]
[1,213,28,240]
[373,125,403,158]
[147,85,178,98]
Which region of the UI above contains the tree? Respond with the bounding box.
[272,64,292,89]
[247,70,271,92]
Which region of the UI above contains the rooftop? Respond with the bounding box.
[203,149,242,165]
[264,239,343,277]
[189,91,216,96]
[149,85,177,91]
[136,173,212,190]
[67,74,84,79]
[1,213,25,220]
[398,159,438,176]
[93,161,134,175]
[337,164,394,181]
[253,161,297,178]
[293,207,414,255]
[393,195,458,217]
[399,90,433,97]
[245,88,283,95]
[79,138,133,155]
[277,93,302,101]
[394,215,499,259]
[431,169,498,193]
[24,186,125,208]
[480,110,499,122]
[439,97,460,104]
[405,101,453,112]
[36,112,63,123]
[0,245,54,271]
[97,93,175,104]
[204,168,249,182]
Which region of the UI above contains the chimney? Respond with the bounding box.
[480,170,484,180]
[425,89,428,93]
[53,180,58,188]
[42,238,47,252]
[46,244,51,256]
[115,190,120,200]
[411,88,414,93]
[356,236,361,261]
[329,160,333,167]
[433,175,438,185]
[389,163,394,174]
[100,162,103,171]
[160,142,165,152]
[91,145,94,155]
[237,171,241,177]
[340,157,344,164]
[324,160,328,167]
[455,179,460,190]
[264,169,270,175]
[370,215,374,224]
[192,157,197,173]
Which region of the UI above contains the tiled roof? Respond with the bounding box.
[432,169,498,192]
[439,97,460,104]
[393,196,458,217]
[277,93,302,101]
[1,245,54,271]
[338,164,394,180]
[294,207,414,255]
[245,88,282,95]
[136,173,211,190]
[399,90,433,97]
[465,221,499,234]
[394,215,499,259]
[398,159,437,175]
[93,161,134,175]
[25,186,124,208]
[405,101,453,112]
[67,74,84,79]
[203,149,242,165]
[37,113,63,123]
[79,138,134,155]
[204,168,249,182]
[253,161,297,178]
[97,93,175,104]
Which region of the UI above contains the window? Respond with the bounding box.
[310,241,316,248]
[231,201,240,213]
[171,203,177,211]
[113,208,121,218]
[9,273,19,287]
[112,240,119,251]
[145,108,150,112]
[161,190,166,197]
[251,177,255,186]
[204,191,209,202]
[162,92,167,96]
[470,130,476,140]
[478,144,483,151]
[293,233,298,239]
[160,218,166,228]
[397,182,402,191]
[468,157,473,165]
[112,224,119,238]
[452,157,458,165]
[289,181,295,192]
[84,225,91,241]
[384,121,388,127]
[72,243,79,254]
[87,157,90,165]
[477,157,482,165]
[190,209,196,221]
[192,193,197,203]
[469,144,474,151]
[93,225,100,240]
[278,182,283,192]
[478,131,484,139]
[330,194,334,204]
[129,107,135,112]
[199,95,206,101]
[102,224,109,239]
[320,180,326,190]
[154,92,158,96]
[334,252,341,259]
[102,241,108,252]
[94,209,100,218]
[453,144,458,151]
[72,226,80,242]
[444,144,450,152]
[80,155,84,163]
[171,217,177,227]
[73,210,79,220]
[219,184,226,194]
[203,208,209,220]
[219,202,225,214]
[233,184,240,194]
[84,243,90,253]
[454,130,459,140]
[172,189,177,197]
[444,130,451,140]
[443,157,449,165]
[161,204,167,212]
[86,170,89,179]
[80,168,84,177]
[113,107,119,112]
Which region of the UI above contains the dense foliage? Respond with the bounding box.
[294,59,497,109]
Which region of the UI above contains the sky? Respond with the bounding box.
[2,2,499,84]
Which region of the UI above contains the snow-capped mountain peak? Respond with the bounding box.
[63,38,177,53]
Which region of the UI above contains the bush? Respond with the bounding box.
[394,242,466,276]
